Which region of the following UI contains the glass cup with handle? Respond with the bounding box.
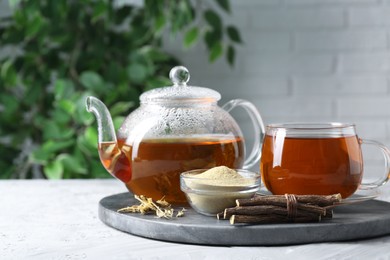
[260,122,390,198]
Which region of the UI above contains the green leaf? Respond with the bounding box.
[1,94,19,117]
[30,149,51,165]
[54,79,74,100]
[85,126,98,149]
[44,139,75,153]
[57,154,87,175]
[52,107,72,125]
[227,26,242,43]
[209,42,223,62]
[77,135,94,157]
[44,159,63,179]
[26,14,44,39]
[42,119,74,140]
[110,101,135,117]
[30,140,74,164]
[13,9,26,26]
[113,116,125,130]
[33,115,46,128]
[154,14,166,34]
[54,80,66,100]
[127,63,148,83]
[183,27,199,48]
[227,45,235,66]
[204,29,222,49]
[215,0,231,13]
[105,62,125,84]
[1,59,13,79]
[92,1,107,23]
[142,47,171,62]
[80,71,104,91]
[170,1,194,34]
[57,99,76,115]
[204,10,222,30]
[0,59,18,86]
[43,121,62,140]
[24,83,42,106]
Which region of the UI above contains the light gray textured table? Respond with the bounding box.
[2,180,390,260]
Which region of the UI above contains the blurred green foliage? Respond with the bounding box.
[0,0,242,179]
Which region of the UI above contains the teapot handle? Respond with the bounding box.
[222,99,265,170]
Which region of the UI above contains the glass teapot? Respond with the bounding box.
[86,66,265,204]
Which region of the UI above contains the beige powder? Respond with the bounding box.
[184,166,258,216]
[197,166,242,180]
[187,166,254,190]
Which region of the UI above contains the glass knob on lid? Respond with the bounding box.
[170,66,190,86]
[139,66,221,103]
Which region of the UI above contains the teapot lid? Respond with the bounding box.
[140,66,221,103]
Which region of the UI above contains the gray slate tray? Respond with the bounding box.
[99,192,390,246]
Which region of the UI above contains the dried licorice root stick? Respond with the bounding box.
[223,205,325,220]
[234,199,326,216]
[238,194,342,207]
[230,214,321,225]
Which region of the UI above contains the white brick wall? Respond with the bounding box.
[250,8,345,29]
[340,52,390,72]
[165,0,390,177]
[295,30,387,51]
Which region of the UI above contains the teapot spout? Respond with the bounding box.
[86,96,131,183]
[86,96,117,144]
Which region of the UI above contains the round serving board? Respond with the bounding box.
[99,192,390,246]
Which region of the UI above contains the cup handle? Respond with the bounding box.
[222,99,265,170]
[359,138,390,189]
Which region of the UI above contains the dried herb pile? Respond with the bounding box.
[118,195,185,219]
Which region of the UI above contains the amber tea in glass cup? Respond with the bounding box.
[260,123,390,198]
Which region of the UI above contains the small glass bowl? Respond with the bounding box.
[180,169,261,216]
